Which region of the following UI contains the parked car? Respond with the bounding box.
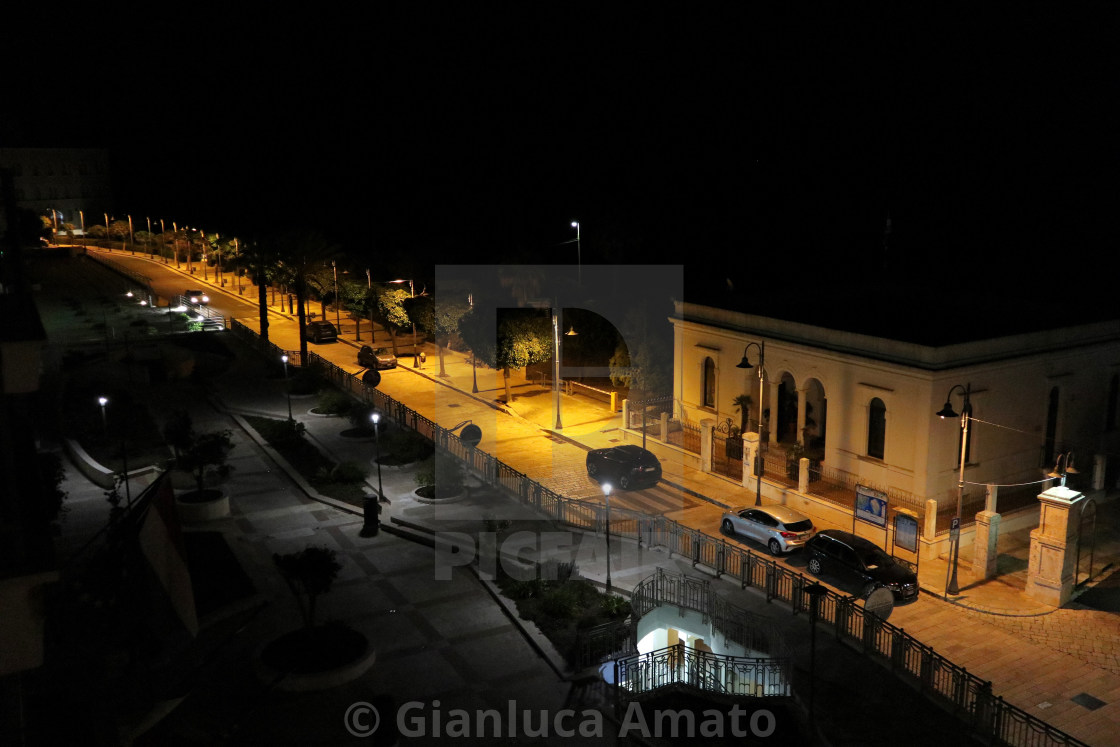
[805,529,919,601]
[721,505,815,555]
[185,289,209,305]
[585,445,662,490]
[306,320,338,343]
[358,345,397,369]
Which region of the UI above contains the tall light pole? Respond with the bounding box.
[551,307,577,430]
[936,382,972,596]
[571,221,581,285]
[281,355,293,420]
[79,210,85,247]
[361,412,385,537]
[332,260,341,330]
[104,213,110,250]
[128,215,134,254]
[602,482,612,592]
[98,396,109,435]
[736,341,766,506]
[469,293,479,394]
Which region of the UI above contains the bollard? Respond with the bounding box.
[359,496,381,537]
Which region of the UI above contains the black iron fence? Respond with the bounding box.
[227,319,1087,747]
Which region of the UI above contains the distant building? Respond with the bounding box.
[0,147,113,238]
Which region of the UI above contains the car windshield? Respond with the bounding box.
[784,519,813,532]
[859,545,893,569]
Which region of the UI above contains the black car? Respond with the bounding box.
[358,345,397,369]
[306,320,338,343]
[805,529,919,601]
[185,289,209,305]
[585,445,662,490]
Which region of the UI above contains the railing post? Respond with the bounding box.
[740,551,748,590]
[716,541,725,577]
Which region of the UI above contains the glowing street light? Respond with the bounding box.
[571,221,581,285]
[736,341,766,506]
[603,482,613,592]
[936,382,972,596]
[281,354,293,420]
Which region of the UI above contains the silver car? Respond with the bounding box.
[721,505,815,555]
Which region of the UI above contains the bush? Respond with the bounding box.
[414,454,464,497]
[288,367,324,396]
[316,388,354,416]
[382,427,433,464]
[254,416,307,447]
[315,460,367,485]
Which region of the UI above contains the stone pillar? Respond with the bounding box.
[798,457,809,494]
[743,432,760,488]
[621,399,630,430]
[1026,485,1084,607]
[923,499,939,560]
[973,511,1001,580]
[984,484,998,513]
[700,418,714,473]
[796,388,807,446]
[660,412,669,442]
[1092,454,1105,491]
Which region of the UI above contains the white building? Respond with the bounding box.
[670,300,1120,523]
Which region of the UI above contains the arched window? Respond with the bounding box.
[702,357,716,408]
[867,398,886,459]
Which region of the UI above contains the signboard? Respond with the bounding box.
[864,587,895,620]
[855,485,888,528]
[893,510,919,554]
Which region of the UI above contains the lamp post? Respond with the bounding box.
[936,382,972,596]
[571,221,581,285]
[361,412,385,537]
[551,308,577,430]
[1048,452,1079,487]
[736,341,766,506]
[128,215,134,254]
[79,210,85,247]
[332,260,341,331]
[98,396,109,435]
[602,482,613,592]
[104,213,110,250]
[281,355,293,420]
[371,412,384,502]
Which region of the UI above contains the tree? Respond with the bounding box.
[176,428,235,495]
[411,295,470,377]
[270,231,340,361]
[608,305,673,401]
[372,285,412,357]
[162,409,193,461]
[458,301,497,394]
[273,545,342,630]
[495,309,551,403]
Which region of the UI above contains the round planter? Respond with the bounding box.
[175,488,230,522]
[412,485,468,505]
[255,625,375,692]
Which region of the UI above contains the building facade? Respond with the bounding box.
[0,147,113,237]
[671,301,1120,512]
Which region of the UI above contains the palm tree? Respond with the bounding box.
[271,231,341,362]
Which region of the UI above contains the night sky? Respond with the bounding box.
[6,5,1118,320]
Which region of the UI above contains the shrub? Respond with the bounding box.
[316,389,354,416]
[414,454,464,497]
[382,427,433,464]
[316,460,367,485]
[288,364,325,395]
[255,416,307,446]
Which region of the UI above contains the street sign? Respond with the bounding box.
[950,516,960,531]
[362,369,382,388]
[460,424,482,449]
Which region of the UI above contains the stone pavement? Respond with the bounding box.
[62,247,1120,744]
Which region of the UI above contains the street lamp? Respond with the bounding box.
[361,412,385,537]
[104,213,110,250]
[371,412,384,502]
[1048,452,1079,487]
[332,260,341,331]
[602,482,612,592]
[736,341,766,506]
[281,354,293,420]
[571,221,581,285]
[551,309,577,430]
[128,215,134,254]
[79,210,85,247]
[936,382,972,596]
[98,396,109,435]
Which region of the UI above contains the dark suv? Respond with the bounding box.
[805,529,918,601]
[306,320,338,343]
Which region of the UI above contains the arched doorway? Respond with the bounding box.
[776,373,798,444]
[803,378,827,460]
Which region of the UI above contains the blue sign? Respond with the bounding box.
[855,485,888,528]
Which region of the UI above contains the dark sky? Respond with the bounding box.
[6,4,1119,305]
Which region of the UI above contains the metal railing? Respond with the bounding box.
[227,319,1087,747]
